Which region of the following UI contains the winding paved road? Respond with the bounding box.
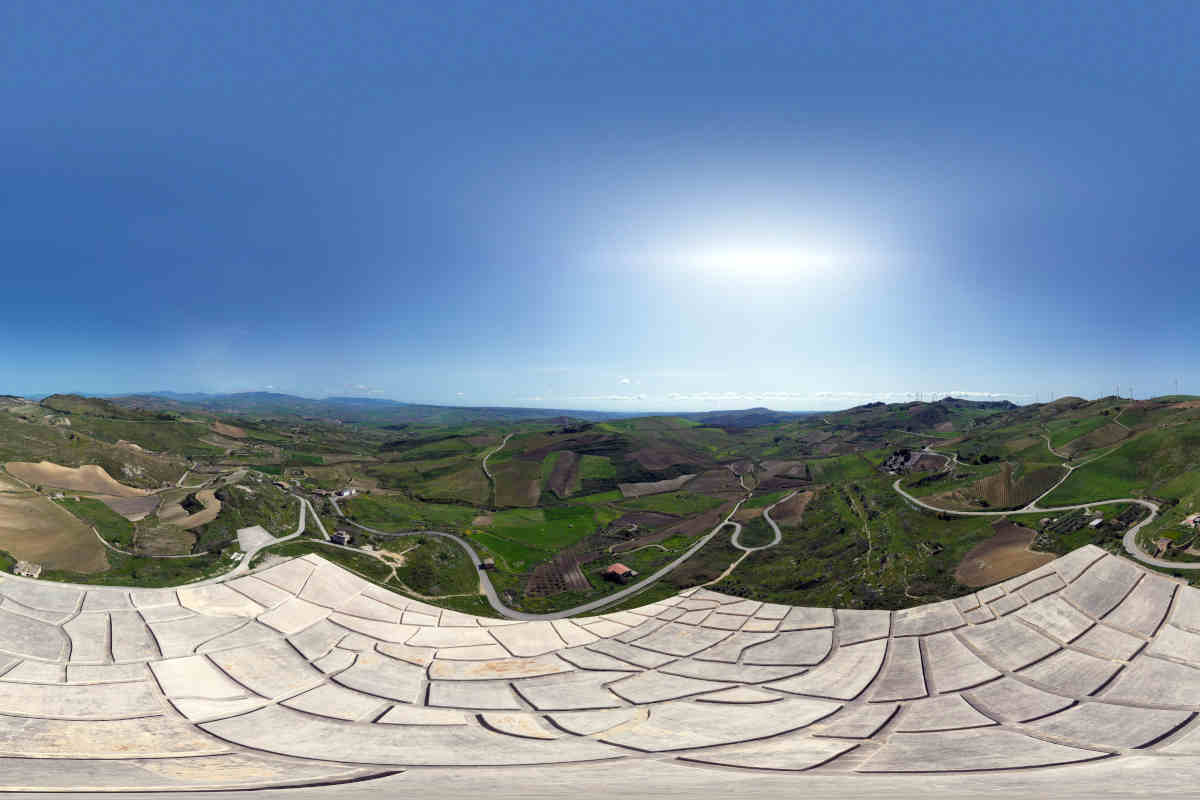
[329,493,754,619]
[891,477,1196,570]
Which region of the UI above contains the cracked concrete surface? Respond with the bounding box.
[0,544,1199,795]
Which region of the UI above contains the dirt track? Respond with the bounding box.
[5,462,148,498]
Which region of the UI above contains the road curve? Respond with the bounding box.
[481,433,513,482]
[731,491,794,551]
[330,492,752,619]
[891,477,1199,570]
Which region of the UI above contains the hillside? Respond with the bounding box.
[41,394,174,421]
[4,390,1200,615]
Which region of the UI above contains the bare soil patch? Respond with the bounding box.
[546,451,581,498]
[954,521,1055,587]
[96,494,161,522]
[471,514,494,527]
[685,469,744,494]
[770,490,816,527]
[618,474,696,499]
[733,506,764,523]
[1062,423,1129,457]
[0,493,109,572]
[609,511,678,530]
[5,462,149,497]
[134,525,195,556]
[630,444,702,471]
[759,461,808,479]
[157,489,221,529]
[493,459,542,508]
[911,454,947,472]
[210,422,247,439]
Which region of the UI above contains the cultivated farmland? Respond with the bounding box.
[0,492,109,572]
[5,461,149,497]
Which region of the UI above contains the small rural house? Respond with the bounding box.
[603,563,637,584]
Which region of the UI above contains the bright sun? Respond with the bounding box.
[689,245,841,277]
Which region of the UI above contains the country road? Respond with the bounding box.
[482,433,513,481]
[330,492,755,619]
[890,477,1195,570]
[731,490,794,551]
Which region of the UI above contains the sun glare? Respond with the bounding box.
[690,245,840,277]
[657,239,875,280]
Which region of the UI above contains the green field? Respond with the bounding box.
[487,504,608,550]
[467,531,549,572]
[341,493,476,532]
[56,497,134,549]
[618,490,725,515]
[737,516,775,547]
[579,455,617,478]
[1047,415,1111,448]
[1042,423,1200,504]
[807,454,876,482]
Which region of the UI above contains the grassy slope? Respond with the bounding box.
[55,497,134,549]
[394,536,479,595]
[618,491,726,515]
[341,493,476,532]
[1043,422,1200,504]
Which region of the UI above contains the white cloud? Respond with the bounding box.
[568,394,648,402]
[618,376,631,384]
[456,392,464,397]
[812,390,1031,401]
[664,391,810,402]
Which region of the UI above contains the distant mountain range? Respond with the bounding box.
[101,392,826,428]
[15,390,1026,430]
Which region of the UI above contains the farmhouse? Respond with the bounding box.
[13,561,41,578]
[330,531,349,545]
[603,563,637,583]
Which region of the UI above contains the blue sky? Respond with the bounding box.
[1,1,1197,411]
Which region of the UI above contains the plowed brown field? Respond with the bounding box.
[210,422,247,438]
[96,495,161,522]
[0,493,108,572]
[545,451,580,498]
[618,474,695,499]
[5,462,148,497]
[954,521,1054,586]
